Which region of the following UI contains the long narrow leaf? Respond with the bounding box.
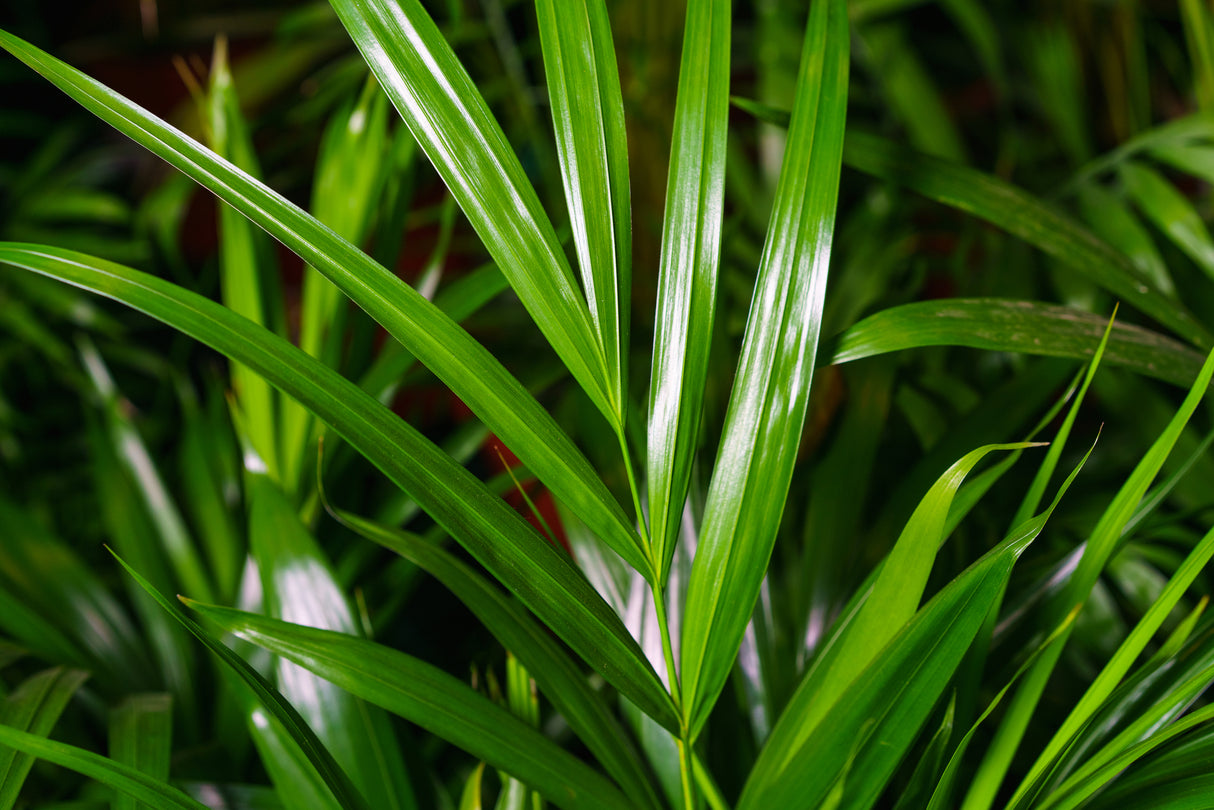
[535,0,631,423]
[739,457,1085,810]
[108,554,371,810]
[185,601,637,810]
[0,244,676,731]
[744,442,1036,800]
[829,298,1205,387]
[323,0,613,422]
[327,506,663,810]
[647,0,731,583]
[680,0,849,737]
[0,29,647,581]
[731,96,1213,349]
[247,473,417,810]
[961,347,1214,810]
[1010,520,1214,808]
[209,37,280,479]
[0,724,208,810]
[0,667,89,809]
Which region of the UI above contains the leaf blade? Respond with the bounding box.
[679,0,850,737]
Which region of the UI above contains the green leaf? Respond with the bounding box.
[859,22,966,162]
[327,507,663,810]
[1038,680,1214,810]
[185,601,637,810]
[248,705,344,810]
[78,337,215,605]
[0,724,208,810]
[732,96,1213,349]
[177,394,243,603]
[739,460,1085,810]
[680,0,849,737]
[744,442,1034,802]
[0,667,89,809]
[926,609,1080,810]
[208,36,281,479]
[0,244,675,732]
[459,763,485,810]
[88,412,198,722]
[961,347,1214,810]
[1076,182,1175,299]
[0,29,646,582]
[108,694,172,810]
[1010,519,1214,808]
[322,0,613,424]
[829,298,1204,387]
[0,498,149,687]
[1181,0,1214,112]
[647,0,731,583]
[1120,161,1214,283]
[108,553,372,810]
[284,75,393,495]
[247,474,417,810]
[842,132,1211,347]
[535,0,631,423]
[1148,142,1214,186]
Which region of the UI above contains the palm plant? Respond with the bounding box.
[1,0,1214,808]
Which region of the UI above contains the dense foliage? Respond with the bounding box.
[2,1,1214,808]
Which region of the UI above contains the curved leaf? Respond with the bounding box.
[829,298,1205,387]
[0,28,647,582]
[0,243,676,732]
[327,507,663,810]
[0,724,208,810]
[740,447,1088,810]
[730,97,1213,349]
[185,601,637,810]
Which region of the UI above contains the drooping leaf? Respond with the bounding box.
[327,507,663,810]
[185,601,638,810]
[0,29,647,581]
[0,244,675,731]
[731,95,1213,349]
[829,298,1203,387]
[109,555,371,810]
[0,724,208,810]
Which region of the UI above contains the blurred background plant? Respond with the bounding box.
[0,0,1213,808]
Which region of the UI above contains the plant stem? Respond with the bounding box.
[651,581,682,707]
[617,428,697,807]
[617,428,652,548]
[677,735,696,810]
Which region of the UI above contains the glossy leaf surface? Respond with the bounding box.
[186,601,637,810]
[680,0,849,737]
